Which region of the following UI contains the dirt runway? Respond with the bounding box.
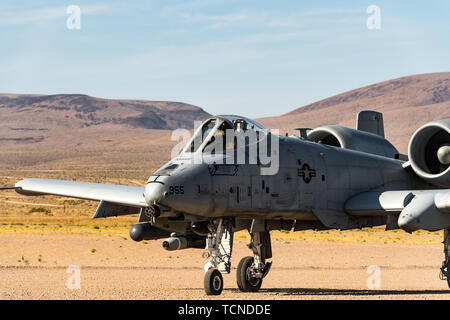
[1,234,450,300]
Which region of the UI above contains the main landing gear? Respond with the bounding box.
[237,227,272,292]
[202,218,272,295]
[440,229,450,289]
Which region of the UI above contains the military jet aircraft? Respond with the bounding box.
[4,111,450,295]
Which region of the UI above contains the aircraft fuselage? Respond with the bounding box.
[145,136,426,227]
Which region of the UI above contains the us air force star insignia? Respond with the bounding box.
[298,163,316,184]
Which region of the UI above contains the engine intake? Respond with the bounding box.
[408,120,450,187]
[308,125,399,158]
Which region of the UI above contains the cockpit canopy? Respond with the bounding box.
[183,115,267,154]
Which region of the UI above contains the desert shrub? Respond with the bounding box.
[29,207,52,214]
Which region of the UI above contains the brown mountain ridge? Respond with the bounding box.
[259,72,450,153]
[0,94,210,150]
[1,73,449,153]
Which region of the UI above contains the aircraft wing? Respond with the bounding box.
[14,178,147,208]
[345,189,450,216]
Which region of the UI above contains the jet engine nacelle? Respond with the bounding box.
[308,125,399,158]
[408,120,450,187]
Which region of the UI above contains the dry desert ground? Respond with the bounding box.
[0,217,449,300]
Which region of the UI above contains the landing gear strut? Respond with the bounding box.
[236,219,272,292]
[440,229,450,289]
[202,218,233,295]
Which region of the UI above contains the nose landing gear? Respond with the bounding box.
[203,218,233,295]
[204,268,223,295]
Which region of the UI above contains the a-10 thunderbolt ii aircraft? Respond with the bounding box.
[5,111,450,295]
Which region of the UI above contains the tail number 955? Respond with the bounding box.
[169,186,184,195]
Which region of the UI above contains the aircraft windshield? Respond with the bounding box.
[184,116,266,154]
[153,163,179,176]
[203,121,234,153]
[186,119,217,153]
[217,115,266,131]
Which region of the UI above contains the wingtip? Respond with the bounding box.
[14,179,25,188]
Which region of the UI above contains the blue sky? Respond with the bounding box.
[0,1,449,118]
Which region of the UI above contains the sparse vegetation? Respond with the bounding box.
[29,207,51,214]
[18,256,29,265]
[63,200,84,205]
[0,215,443,244]
[0,216,137,237]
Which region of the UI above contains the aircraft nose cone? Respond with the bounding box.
[144,183,166,204]
[437,145,450,165]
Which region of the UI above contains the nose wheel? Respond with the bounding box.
[204,268,223,295]
[202,218,232,296]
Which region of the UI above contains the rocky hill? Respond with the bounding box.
[259,72,450,153]
[0,94,210,150]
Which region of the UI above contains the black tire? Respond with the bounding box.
[236,258,246,291]
[236,256,262,292]
[447,274,450,289]
[204,269,223,295]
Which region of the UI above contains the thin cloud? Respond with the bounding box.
[170,7,366,30]
[161,0,231,17]
[303,8,364,16]
[266,8,364,28]
[182,11,249,28]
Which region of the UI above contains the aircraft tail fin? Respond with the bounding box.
[357,110,385,138]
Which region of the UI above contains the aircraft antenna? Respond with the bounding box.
[294,128,312,140]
